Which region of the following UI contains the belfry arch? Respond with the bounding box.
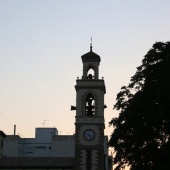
[87,65,95,79]
[85,93,95,116]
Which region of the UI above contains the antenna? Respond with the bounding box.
[42,120,49,127]
[14,124,16,135]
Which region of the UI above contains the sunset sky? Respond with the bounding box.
[0,0,170,141]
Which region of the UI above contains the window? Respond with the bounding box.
[36,146,46,149]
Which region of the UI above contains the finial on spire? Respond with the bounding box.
[90,37,92,52]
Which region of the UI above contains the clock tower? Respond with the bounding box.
[74,44,106,170]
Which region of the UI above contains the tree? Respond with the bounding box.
[109,41,170,170]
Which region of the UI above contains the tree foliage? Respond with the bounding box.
[109,41,170,170]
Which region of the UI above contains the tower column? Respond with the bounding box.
[74,46,106,170]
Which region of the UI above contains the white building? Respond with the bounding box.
[3,127,57,157]
[3,127,108,158]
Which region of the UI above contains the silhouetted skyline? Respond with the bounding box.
[0,0,170,141]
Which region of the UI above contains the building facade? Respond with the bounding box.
[3,128,59,157]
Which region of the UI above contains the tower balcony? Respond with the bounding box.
[75,79,106,93]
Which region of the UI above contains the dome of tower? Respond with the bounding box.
[81,46,101,62]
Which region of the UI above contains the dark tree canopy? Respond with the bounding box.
[109,41,170,170]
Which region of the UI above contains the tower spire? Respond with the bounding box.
[90,37,92,52]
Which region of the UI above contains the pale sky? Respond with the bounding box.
[0,0,170,142]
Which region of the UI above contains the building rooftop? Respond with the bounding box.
[81,51,101,62]
[0,131,6,138]
[0,157,74,168]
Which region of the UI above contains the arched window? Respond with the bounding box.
[85,93,95,116]
[87,66,94,79]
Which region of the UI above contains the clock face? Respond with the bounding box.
[84,129,95,141]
